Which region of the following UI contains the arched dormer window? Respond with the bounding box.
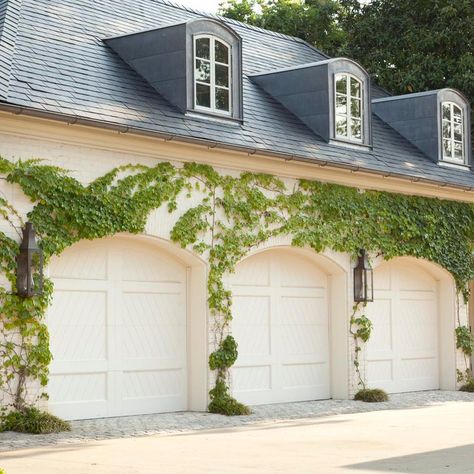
[441,102,465,163]
[335,73,363,142]
[250,58,371,146]
[187,19,242,121]
[194,35,231,114]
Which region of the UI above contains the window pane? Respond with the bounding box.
[336,94,347,114]
[196,83,211,108]
[443,139,452,158]
[453,106,462,123]
[454,123,463,142]
[195,59,210,83]
[442,121,451,139]
[216,87,230,111]
[350,77,361,98]
[215,64,229,87]
[215,40,229,64]
[442,103,451,120]
[336,75,347,95]
[454,142,463,160]
[196,37,210,59]
[336,115,347,137]
[351,119,362,139]
[351,98,361,118]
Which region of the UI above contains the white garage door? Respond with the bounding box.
[230,250,330,405]
[366,259,439,393]
[47,237,187,420]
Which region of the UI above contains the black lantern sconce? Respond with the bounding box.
[353,249,373,303]
[16,222,44,297]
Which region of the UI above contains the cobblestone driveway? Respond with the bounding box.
[1,390,473,452]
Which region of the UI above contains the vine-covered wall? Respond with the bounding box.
[0,153,473,416]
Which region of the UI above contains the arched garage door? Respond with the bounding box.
[230,249,330,405]
[366,259,439,393]
[47,237,187,420]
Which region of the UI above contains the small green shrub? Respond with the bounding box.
[459,380,474,392]
[0,467,6,474]
[354,388,389,403]
[208,380,251,416]
[1,408,71,434]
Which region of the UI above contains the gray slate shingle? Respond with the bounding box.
[0,0,473,190]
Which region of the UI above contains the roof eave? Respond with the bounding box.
[0,102,471,193]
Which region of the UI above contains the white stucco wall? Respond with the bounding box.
[0,112,469,412]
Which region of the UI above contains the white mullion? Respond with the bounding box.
[449,102,456,160]
[346,74,352,140]
[227,44,231,111]
[210,37,215,111]
[193,38,197,109]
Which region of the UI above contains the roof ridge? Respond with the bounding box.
[0,0,22,100]
[151,0,330,58]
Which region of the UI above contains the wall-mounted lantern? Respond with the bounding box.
[354,249,373,303]
[16,222,43,298]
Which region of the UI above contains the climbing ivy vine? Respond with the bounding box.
[349,303,373,390]
[0,156,473,416]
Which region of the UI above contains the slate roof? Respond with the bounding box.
[0,0,473,190]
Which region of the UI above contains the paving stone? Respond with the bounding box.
[1,391,473,452]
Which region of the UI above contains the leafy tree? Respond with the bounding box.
[342,1,474,108]
[219,0,474,140]
[219,0,347,56]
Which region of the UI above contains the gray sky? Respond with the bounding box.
[175,0,222,13]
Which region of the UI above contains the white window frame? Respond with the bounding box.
[193,34,232,116]
[334,73,364,143]
[441,101,465,164]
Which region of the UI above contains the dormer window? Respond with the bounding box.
[105,18,243,121]
[250,58,372,146]
[194,35,231,114]
[335,73,363,142]
[442,102,464,163]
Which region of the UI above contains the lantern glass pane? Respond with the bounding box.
[16,253,29,296]
[31,251,43,295]
[367,268,374,302]
[362,269,367,301]
[354,267,362,301]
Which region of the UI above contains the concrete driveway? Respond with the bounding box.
[1,402,473,473]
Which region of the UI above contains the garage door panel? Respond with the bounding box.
[231,250,330,405]
[121,249,186,284]
[280,296,326,324]
[281,325,327,358]
[123,370,185,399]
[48,373,109,419]
[122,293,186,361]
[398,267,436,291]
[367,359,393,386]
[49,290,107,362]
[400,357,437,377]
[279,254,327,288]
[230,255,270,287]
[399,301,437,353]
[281,363,330,399]
[366,300,392,355]
[232,295,271,357]
[49,246,108,281]
[51,401,109,421]
[48,237,188,420]
[233,366,272,393]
